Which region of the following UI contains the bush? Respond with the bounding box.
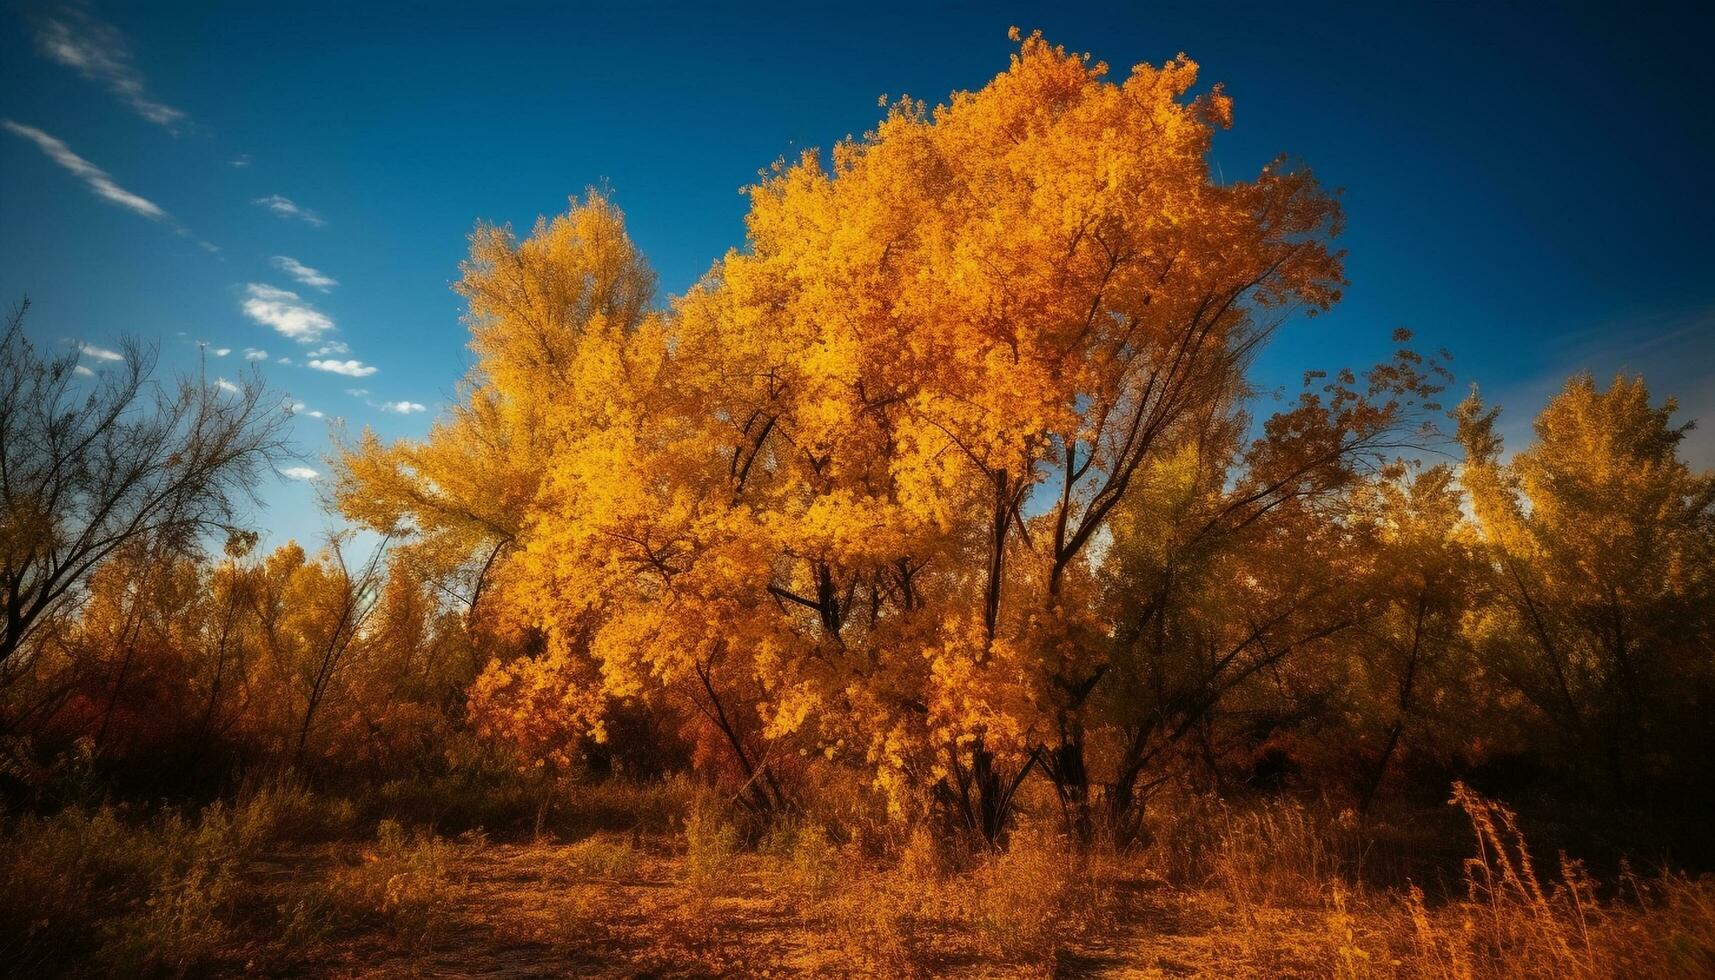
[0,800,262,976]
[98,856,236,977]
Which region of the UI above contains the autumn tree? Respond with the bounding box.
[328,33,1463,839]
[682,33,1457,841]
[332,194,668,781]
[1344,462,1485,814]
[240,536,394,768]
[1079,346,1447,842]
[1458,374,1715,798]
[333,194,656,603]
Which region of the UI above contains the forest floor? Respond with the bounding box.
[10,785,1711,977]
[224,836,1347,978]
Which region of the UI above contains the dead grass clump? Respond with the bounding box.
[1299,783,1715,979]
[682,802,739,886]
[557,774,698,837]
[817,823,1098,977]
[790,822,841,890]
[1385,783,1715,978]
[758,817,841,891]
[1151,791,1364,913]
[231,775,356,843]
[821,867,926,977]
[965,826,1077,963]
[561,831,642,878]
[97,854,237,977]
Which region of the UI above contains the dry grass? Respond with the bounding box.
[3,781,1711,977]
[1322,784,1715,978]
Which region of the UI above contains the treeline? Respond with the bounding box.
[4,34,1712,853]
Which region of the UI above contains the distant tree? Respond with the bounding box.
[1458,373,1715,797]
[0,299,288,687]
[244,535,392,768]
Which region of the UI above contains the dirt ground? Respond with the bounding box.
[222,839,1342,979]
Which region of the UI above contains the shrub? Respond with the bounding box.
[316,819,460,944]
[0,800,262,976]
[98,856,237,976]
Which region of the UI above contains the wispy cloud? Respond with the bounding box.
[253,194,324,227]
[287,401,326,420]
[31,4,189,132]
[240,283,333,343]
[344,388,369,398]
[74,340,125,361]
[211,347,231,357]
[271,256,337,291]
[279,466,319,481]
[73,364,94,377]
[377,400,427,414]
[243,348,267,361]
[230,154,250,168]
[4,121,167,220]
[308,358,377,378]
[215,377,240,394]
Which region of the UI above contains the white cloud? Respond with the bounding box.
[4,121,167,220]
[275,356,293,365]
[230,154,250,168]
[306,410,325,419]
[344,387,369,397]
[309,341,350,356]
[241,283,333,343]
[271,256,337,291]
[215,377,240,394]
[378,400,427,414]
[74,340,124,361]
[280,466,319,481]
[243,348,267,361]
[253,194,324,227]
[212,347,231,357]
[31,5,188,132]
[308,358,377,378]
[73,364,94,377]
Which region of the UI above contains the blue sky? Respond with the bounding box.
[3,1,1711,549]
